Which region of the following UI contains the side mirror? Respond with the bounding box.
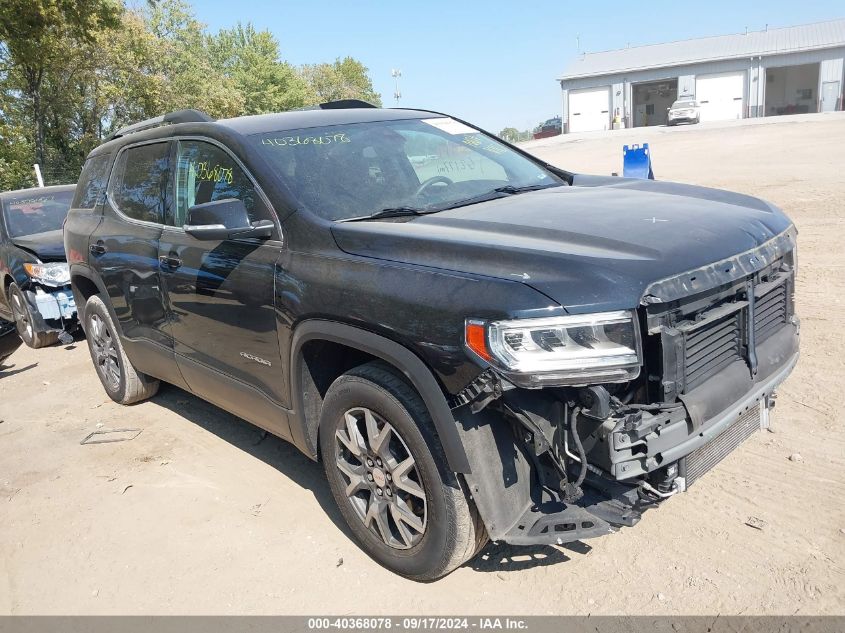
[184,199,273,241]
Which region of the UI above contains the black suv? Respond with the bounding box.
[65,103,799,580]
[1,184,78,347]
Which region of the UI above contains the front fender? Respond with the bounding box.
[289,319,472,474]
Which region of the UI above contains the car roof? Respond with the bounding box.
[0,184,76,201]
[216,107,436,136]
[89,106,453,157]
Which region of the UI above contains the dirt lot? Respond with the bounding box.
[1,113,843,615]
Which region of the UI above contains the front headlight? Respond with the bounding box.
[465,311,642,387]
[23,262,70,287]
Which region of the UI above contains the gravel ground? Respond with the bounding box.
[1,113,843,615]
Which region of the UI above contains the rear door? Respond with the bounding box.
[93,140,185,386]
[66,154,111,275]
[158,138,288,436]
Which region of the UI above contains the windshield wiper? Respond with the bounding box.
[341,206,429,222]
[493,183,557,194]
[442,183,558,212]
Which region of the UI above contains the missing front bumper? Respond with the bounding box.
[590,329,798,482]
[23,286,78,335]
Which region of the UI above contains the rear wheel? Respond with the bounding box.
[84,295,159,404]
[8,283,57,348]
[319,361,485,581]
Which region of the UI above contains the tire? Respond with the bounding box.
[83,295,159,404]
[8,283,58,349]
[319,361,486,581]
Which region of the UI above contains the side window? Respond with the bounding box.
[110,143,170,224]
[73,154,110,209]
[170,140,272,227]
[399,129,507,185]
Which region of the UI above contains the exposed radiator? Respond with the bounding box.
[684,402,762,487]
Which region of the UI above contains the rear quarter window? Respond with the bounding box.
[72,154,111,209]
[109,143,171,224]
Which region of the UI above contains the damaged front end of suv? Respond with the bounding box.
[452,230,798,547]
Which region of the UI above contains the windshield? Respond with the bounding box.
[252,117,562,221]
[2,190,74,238]
[671,101,696,109]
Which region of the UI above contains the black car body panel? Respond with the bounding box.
[332,179,793,313]
[9,229,68,262]
[0,319,22,364]
[66,105,799,553]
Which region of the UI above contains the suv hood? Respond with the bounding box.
[331,178,794,312]
[11,229,67,262]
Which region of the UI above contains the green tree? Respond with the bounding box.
[0,0,122,174]
[209,23,308,114]
[300,57,382,106]
[145,0,243,118]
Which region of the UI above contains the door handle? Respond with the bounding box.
[158,255,182,269]
[89,242,107,255]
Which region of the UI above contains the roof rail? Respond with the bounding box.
[109,109,214,140]
[295,99,378,112]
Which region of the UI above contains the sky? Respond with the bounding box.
[194,0,844,133]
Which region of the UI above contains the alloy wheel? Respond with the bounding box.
[89,313,121,390]
[10,288,33,341]
[334,407,428,549]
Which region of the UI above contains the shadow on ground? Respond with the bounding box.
[0,362,37,378]
[148,382,583,576]
[150,382,350,540]
[470,540,588,573]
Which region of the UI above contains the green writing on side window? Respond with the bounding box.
[261,133,351,147]
[190,161,233,185]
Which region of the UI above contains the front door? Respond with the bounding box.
[158,138,288,436]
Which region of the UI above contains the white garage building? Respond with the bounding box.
[559,19,845,133]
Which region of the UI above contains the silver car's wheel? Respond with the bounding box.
[10,288,33,341]
[8,283,57,348]
[334,406,427,549]
[89,313,121,391]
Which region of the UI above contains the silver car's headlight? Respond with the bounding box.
[465,311,642,387]
[23,262,70,287]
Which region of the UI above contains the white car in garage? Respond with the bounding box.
[667,99,701,126]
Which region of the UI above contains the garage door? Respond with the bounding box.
[695,72,745,122]
[568,87,610,133]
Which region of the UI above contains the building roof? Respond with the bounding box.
[559,18,845,81]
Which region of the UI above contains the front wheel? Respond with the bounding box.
[8,283,57,348]
[319,362,486,581]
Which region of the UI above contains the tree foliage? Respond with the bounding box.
[300,57,382,106]
[210,22,309,115]
[0,0,381,189]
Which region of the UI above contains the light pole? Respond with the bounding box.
[391,69,402,105]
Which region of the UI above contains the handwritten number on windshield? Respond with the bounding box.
[261,133,351,148]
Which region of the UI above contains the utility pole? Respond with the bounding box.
[391,69,402,105]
